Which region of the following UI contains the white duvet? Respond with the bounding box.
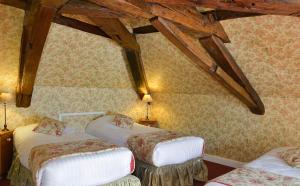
[14,124,134,186]
[85,115,205,167]
[206,147,300,186]
[245,147,300,179]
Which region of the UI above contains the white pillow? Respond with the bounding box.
[62,115,102,133]
[87,115,114,127]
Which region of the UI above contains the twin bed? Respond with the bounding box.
[10,111,299,186]
[206,147,300,185]
[85,114,207,186]
[8,112,207,186]
[9,124,139,186]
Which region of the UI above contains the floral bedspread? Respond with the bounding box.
[29,139,117,185]
[127,131,186,165]
[210,167,300,186]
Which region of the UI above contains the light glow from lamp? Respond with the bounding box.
[142,94,153,120]
[0,92,14,103]
[142,94,153,103]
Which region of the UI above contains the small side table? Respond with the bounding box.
[139,119,159,128]
[0,130,13,178]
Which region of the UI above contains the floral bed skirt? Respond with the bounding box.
[134,157,207,186]
[7,153,141,186]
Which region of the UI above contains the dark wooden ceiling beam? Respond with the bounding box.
[151,17,264,114]
[145,0,300,16]
[59,0,127,18]
[89,17,150,98]
[199,35,264,114]
[133,9,263,35]
[149,4,230,42]
[133,25,158,34]
[87,0,153,18]
[16,0,70,107]
[53,15,111,38]
[203,10,263,21]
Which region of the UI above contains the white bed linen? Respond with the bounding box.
[205,147,300,186]
[14,124,134,186]
[85,116,205,167]
[245,147,300,179]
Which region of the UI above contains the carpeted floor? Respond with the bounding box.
[0,160,234,186]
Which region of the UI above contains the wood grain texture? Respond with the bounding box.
[53,15,111,38]
[149,4,230,42]
[16,3,57,107]
[59,0,127,18]
[16,0,70,107]
[145,0,300,16]
[87,0,153,18]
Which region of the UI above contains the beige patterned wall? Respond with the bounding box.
[0,4,299,162]
[0,5,145,130]
[139,15,300,162]
[0,5,23,93]
[36,23,134,89]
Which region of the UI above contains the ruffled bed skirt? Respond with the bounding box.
[134,157,208,186]
[7,154,141,186]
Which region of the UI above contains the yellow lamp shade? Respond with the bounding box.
[142,94,153,103]
[0,93,14,103]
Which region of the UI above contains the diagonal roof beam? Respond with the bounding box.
[199,35,264,114]
[16,0,70,107]
[87,0,231,43]
[53,15,111,38]
[88,17,150,98]
[145,0,300,16]
[87,0,153,18]
[148,4,230,42]
[151,17,264,114]
[59,0,127,18]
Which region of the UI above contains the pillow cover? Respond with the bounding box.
[279,148,300,168]
[62,115,102,134]
[112,114,134,129]
[33,117,66,136]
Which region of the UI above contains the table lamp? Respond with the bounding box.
[0,92,13,131]
[142,94,153,120]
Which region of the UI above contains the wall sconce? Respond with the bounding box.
[0,92,14,131]
[142,94,153,120]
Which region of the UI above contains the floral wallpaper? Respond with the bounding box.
[137,33,228,95]
[4,86,145,129]
[36,23,134,89]
[0,5,23,92]
[0,3,299,162]
[142,15,300,162]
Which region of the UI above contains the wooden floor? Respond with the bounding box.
[0,160,234,186]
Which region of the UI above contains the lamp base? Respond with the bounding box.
[2,128,9,131]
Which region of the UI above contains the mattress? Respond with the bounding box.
[245,147,300,179]
[85,115,205,167]
[206,147,300,186]
[14,124,134,186]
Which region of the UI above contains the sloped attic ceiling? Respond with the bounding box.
[0,3,299,112]
[139,16,300,98]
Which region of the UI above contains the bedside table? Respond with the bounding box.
[139,120,159,128]
[0,131,13,178]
